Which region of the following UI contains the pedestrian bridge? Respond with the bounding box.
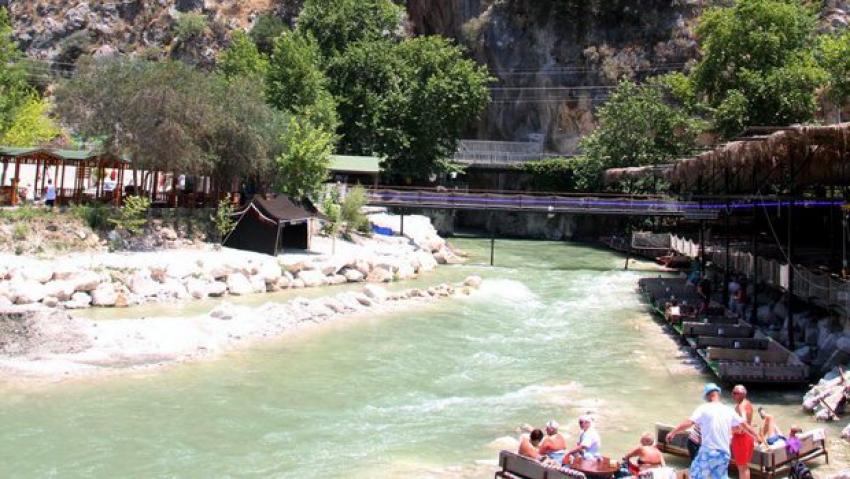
[366,188,720,219]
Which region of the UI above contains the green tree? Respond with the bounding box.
[818,31,850,121]
[174,12,208,40]
[0,7,31,135]
[297,0,405,58]
[218,30,268,81]
[266,32,338,131]
[250,14,287,54]
[520,157,574,192]
[275,117,334,198]
[692,0,823,136]
[0,97,62,146]
[109,195,151,236]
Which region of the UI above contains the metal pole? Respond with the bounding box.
[751,165,759,323]
[490,212,495,267]
[786,150,797,350]
[723,167,731,307]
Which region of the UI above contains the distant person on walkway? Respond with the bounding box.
[566,415,601,460]
[666,383,757,479]
[730,385,756,479]
[44,180,56,208]
[623,432,665,474]
[519,428,544,460]
[538,420,567,463]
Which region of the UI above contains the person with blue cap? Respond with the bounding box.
[665,383,758,479]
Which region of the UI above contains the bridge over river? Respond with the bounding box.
[366,188,721,220]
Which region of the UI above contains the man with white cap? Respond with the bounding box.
[666,383,757,479]
[538,419,567,463]
[565,414,601,460]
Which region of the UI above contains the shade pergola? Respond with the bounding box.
[0,146,130,206]
[329,155,382,187]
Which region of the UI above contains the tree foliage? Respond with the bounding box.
[818,31,850,115]
[266,32,335,126]
[0,97,62,146]
[250,14,287,54]
[275,117,335,198]
[108,195,150,236]
[692,0,823,136]
[55,58,284,190]
[0,7,32,136]
[519,157,574,192]
[297,0,405,58]
[218,30,268,81]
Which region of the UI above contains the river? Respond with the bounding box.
[0,239,847,478]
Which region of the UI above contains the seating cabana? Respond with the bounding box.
[329,155,382,187]
[0,146,130,206]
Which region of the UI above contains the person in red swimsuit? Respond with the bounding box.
[730,385,756,479]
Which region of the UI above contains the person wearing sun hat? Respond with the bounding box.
[564,414,601,460]
[538,419,567,463]
[665,383,758,479]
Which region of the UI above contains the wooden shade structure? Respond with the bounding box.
[0,146,129,206]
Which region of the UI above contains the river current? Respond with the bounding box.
[0,239,847,477]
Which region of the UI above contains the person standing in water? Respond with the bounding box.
[730,385,756,479]
[666,383,758,479]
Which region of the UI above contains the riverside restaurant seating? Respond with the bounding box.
[495,451,588,479]
[654,424,829,479]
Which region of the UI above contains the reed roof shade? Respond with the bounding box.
[0,146,129,164]
[603,165,673,186]
[603,123,850,193]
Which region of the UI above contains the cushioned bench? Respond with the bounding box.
[495,451,587,479]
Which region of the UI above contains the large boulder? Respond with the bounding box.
[249,275,268,293]
[21,265,54,283]
[10,280,46,304]
[226,273,253,296]
[65,292,92,309]
[186,278,210,300]
[43,280,76,301]
[464,275,483,288]
[91,283,118,307]
[257,260,282,284]
[298,270,327,288]
[396,263,416,280]
[366,267,393,283]
[363,284,388,302]
[208,281,227,297]
[52,265,79,281]
[71,271,103,292]
[166,260,196,279]
[342,268,364,283]
[128,271,159,297]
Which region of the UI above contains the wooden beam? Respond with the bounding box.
[10,158,20,205]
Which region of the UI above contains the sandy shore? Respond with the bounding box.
[0,276,483,383]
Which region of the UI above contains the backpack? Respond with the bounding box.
[789,461,813,479]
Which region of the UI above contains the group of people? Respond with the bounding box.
[518,415,668,476]
[667,383,804,479]
[518,416,602,466]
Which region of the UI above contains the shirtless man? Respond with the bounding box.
[623,433,665,474]
[730,385,756,479]
[519,429,545,460]
[538,420,567,463]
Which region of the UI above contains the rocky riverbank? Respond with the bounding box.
[0,213,460,311]
[0,276,483,380]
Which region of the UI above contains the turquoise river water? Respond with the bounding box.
[0,239,847,478]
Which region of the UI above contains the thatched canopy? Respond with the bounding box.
[670,123,850,194]
[603,164,673,186]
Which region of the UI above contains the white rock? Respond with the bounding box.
[43,280,76,301]
[328,274,347,285]
[355,293,373,307]
[65,292,92,309]
[366,267,393,283]
[0,295,11,308]
[464,275,483,288]
[277,275,292,289]
[91,283,118,307]
[21,265,54,283]
[210,303,236,320]
[257,260,282,284]
[166,261,196,279]
[186,278,210,300]
[342,268,364,282]
[354,258,371,276]
[363,284,388,302]
[159,278,189,300]
[291,279,305,289]
[10,280,46,304]
[298,270,327,288]
[416,252,438,272]
[42,296,59,308]
[249,275,267,293]
[396,263,415,280]
[72,271,103,292]
[52,265,79,281]
[208,281,227,297]
[226,273,253,295]
[128,271,159,297]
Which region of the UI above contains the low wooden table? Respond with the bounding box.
[563,455,619,478]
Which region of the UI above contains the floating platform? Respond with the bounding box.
[638,277,809,386]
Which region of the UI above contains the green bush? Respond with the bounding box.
[108,196,150,235]
[213,198,236,242]
[174,13,208,40]
[340,185,370,233]
[12,222,27,240]
[70,203,111,230]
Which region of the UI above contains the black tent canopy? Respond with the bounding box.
[223,195,323,256]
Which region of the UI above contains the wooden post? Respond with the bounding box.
[59,161,66,204]
[750,165,758,323]
[723,166,731,307]
[152,171,159,203]
[489,211,496,267]
[34,157,41,199]
[624,221,632,271]
[400,210,405,237]
[10,158,20,205]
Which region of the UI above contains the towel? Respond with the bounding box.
[810,428,826,442]
[638,467,677,479]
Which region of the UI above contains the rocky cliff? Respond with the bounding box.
[7,0,850,154]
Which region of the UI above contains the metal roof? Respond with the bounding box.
[329,155,382,174]
[0,146,126,162]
